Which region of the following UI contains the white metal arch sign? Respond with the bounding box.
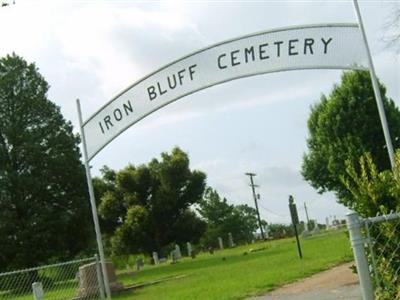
[81,23,368,161]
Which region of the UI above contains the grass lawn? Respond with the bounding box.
[113,229,353,300]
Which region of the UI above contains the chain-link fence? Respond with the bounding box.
[0,256,105,300]
[347,211,400,300]
[364,212,400,300]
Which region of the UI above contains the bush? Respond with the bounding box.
[111,254,146,270]
[342,151,400,299]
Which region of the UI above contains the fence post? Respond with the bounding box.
[346,212,374,300]
[95,254,106,300]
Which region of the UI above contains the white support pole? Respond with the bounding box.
[353,0,395,168]
[346,212,374,300]
[95,254,106,300]
[76,99,111,299]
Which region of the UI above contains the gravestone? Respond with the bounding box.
[228,233,235,248]
[76,261,123,298]
[313,220,320,234]
[326,217,330,229]
[218,237,223,250]
[264,226,270,239]
[135,258,144,271]
[186,242,192,257]
[302,222,311,237]
[32,282,44,300]
[152,251,159,265]
[175,244,182,259]
[170,250,178,264]
[333,215,338,228]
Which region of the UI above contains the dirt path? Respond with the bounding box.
[248,262,361,300]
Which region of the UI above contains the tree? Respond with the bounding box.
[384,7,400,52]
[0,54,92,271]
[266,223,294,239]
[198,187,259,246]
[302,70,400,208]
[96,147,207,256]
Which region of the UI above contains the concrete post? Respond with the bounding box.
[346,212,374,300]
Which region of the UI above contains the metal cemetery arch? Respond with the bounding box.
[81,23,370,161]
[76,19,394,300]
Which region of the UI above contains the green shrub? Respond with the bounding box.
[342,151,400,299]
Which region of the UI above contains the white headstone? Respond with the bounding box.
[152,251,159,265]
[218,237,224,250]
[313,220,320,233]
[228,233,234,247]
[32,282,44,300]
[326,217,330,228]
[136,258,144,270]
[175,244,182,259]
[171,250,178,264]
[264,226,269,239]
[186,242,192,257]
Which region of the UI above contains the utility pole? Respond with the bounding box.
[304,202,310,226]
[245,172,265,240]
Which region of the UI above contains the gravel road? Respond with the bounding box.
[248,262,361,300]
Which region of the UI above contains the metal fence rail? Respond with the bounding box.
[0,256,104,300]
[347,211,400,300]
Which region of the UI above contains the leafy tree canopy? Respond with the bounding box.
[95,147,207,256]
[0,54,91,271]
[198,187,260,246]
[302,70,400,208]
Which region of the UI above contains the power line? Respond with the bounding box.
[258,202,289,218]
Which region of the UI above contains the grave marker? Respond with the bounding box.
[152,251,159,265]
[187,242,192,257]
[228,233,235,247]
[218,237,224,250]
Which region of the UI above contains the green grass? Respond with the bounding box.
[1,230,352,300]
[113,230,353,300]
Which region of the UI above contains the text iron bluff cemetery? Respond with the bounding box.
[82,24,368,161]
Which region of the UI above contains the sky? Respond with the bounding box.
[0,0,399,228]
